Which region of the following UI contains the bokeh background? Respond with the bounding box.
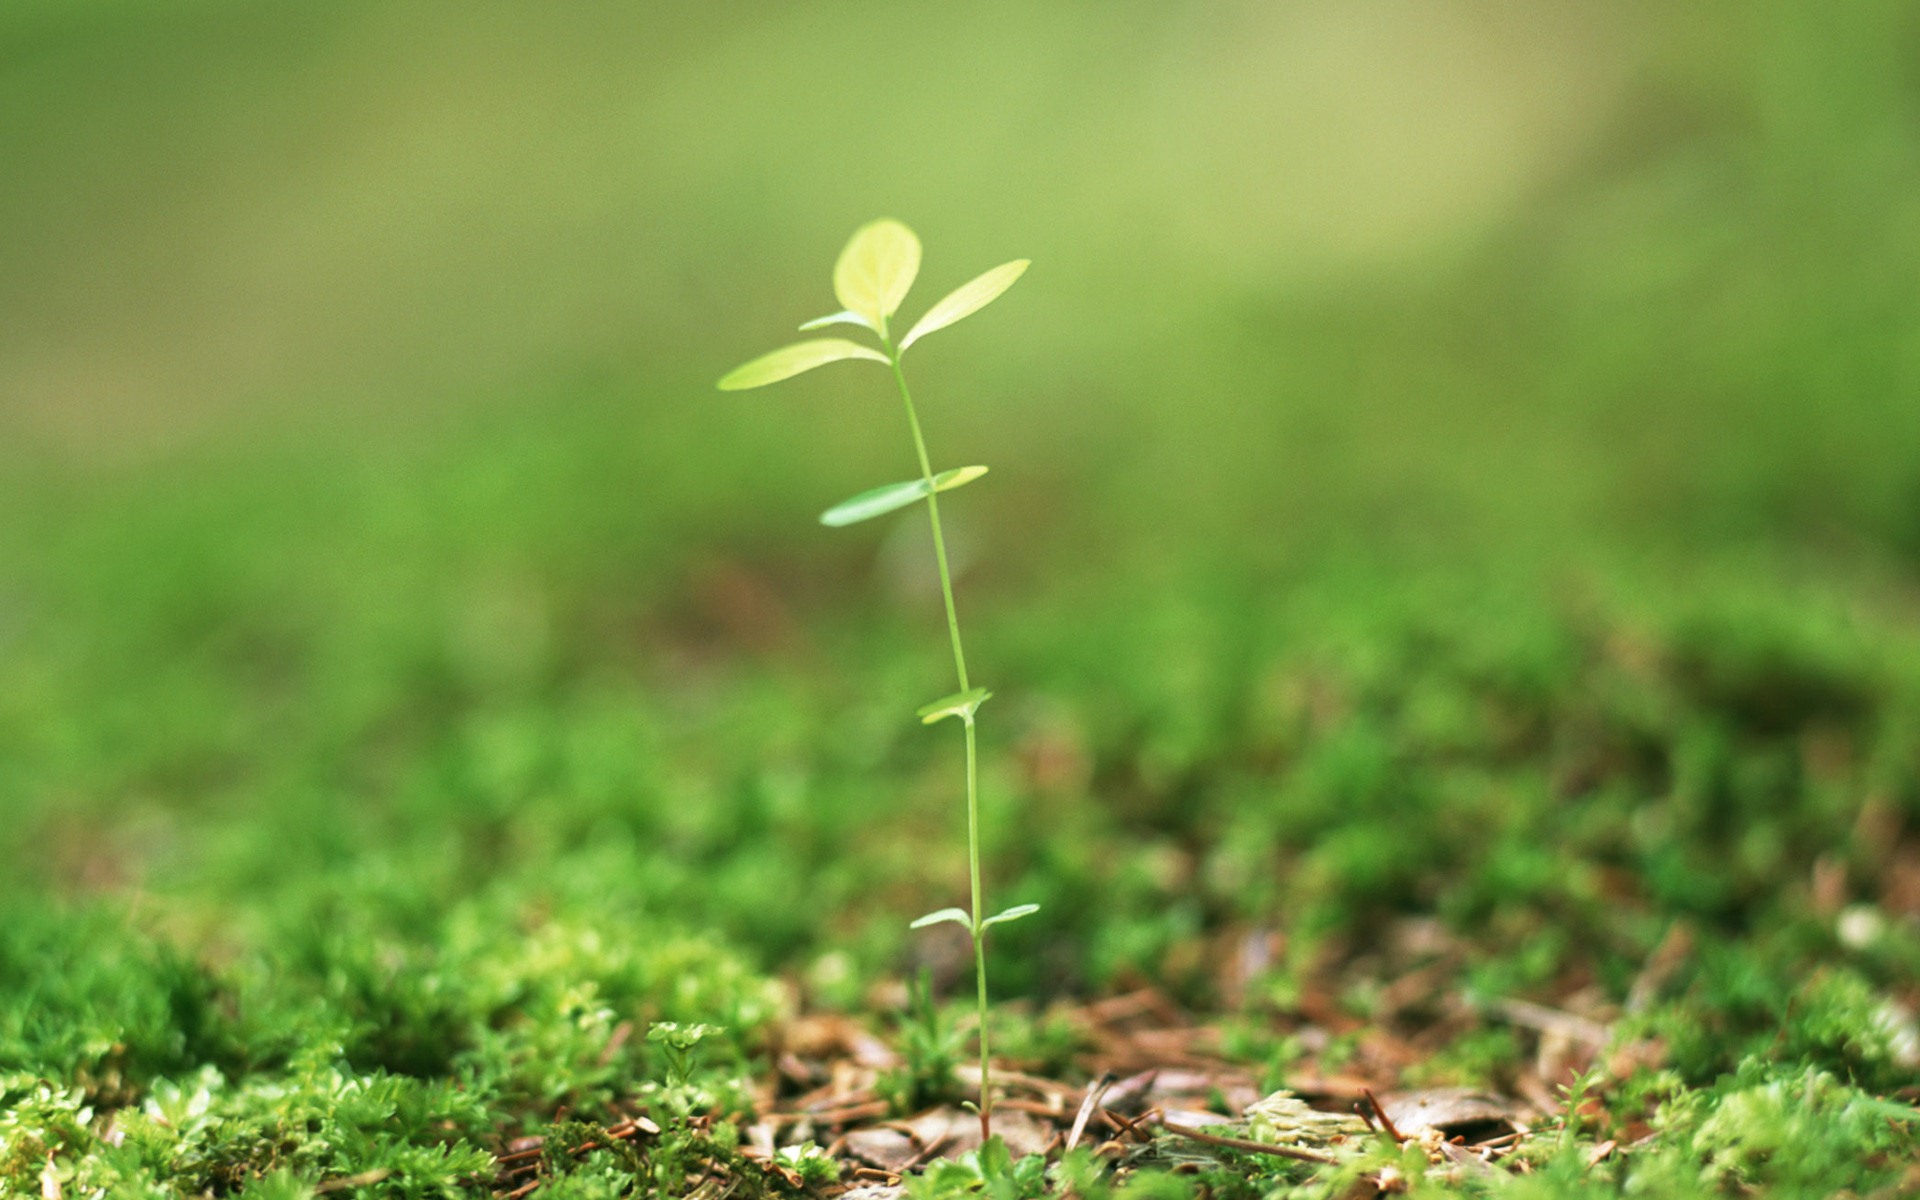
[8,2,1916,552]
[3,0,1920,1011]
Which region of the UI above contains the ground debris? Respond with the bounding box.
[1378,1088,1519,1142]
[1245,1091,1369,1146]
[843,1128,917,1173]
[488,987,1603,1195]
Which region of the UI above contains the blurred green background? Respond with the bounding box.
[3,0,1920,1014]
[6,1,1916,558]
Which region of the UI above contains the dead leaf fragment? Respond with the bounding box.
[844,1128,918,1173]
[1378,1089,1517,1142]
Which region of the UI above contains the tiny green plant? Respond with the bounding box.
[719,219,1038,1139]
[646,1021,724,1121]
[880,969,967,1114]
[647,1021,721,1090]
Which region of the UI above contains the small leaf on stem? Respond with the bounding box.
[819,465,988,527]
[797,310,873,332]
[834,219,921,332]
[932,464,989,492]
[909,907,974,932]
[646,1021,723,1048]
[900,260,1030,350]
[717,339,889,390]
[979,903,1040,931]
[916,686,991,725]
[821,479,925,528]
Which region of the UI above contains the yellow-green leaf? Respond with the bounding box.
[909,907,973,932]
[979,903,1039,931]
[717,339,889,390]
[917,686,991,725]
[933,464,989,492]
[833,219,921,332]
[798,310,873,332]
[819,466,989,528]
[900,260,1029,351]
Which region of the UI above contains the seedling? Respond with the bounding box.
[647,1021,722,1090]
[880,969,968,1114]
[719,219,1038,1139]
[646,1021,726,1122]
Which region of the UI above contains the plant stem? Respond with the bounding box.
[887,352,969,692]
[965,717,987,1138]
[885,339,992,1141]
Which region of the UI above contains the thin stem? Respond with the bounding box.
[966,717,987,1139]
[887,352,970,691]
[884,337,991,1140]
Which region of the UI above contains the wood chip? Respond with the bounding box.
[1378,1089,1517,1141]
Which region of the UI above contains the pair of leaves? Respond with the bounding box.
[829,219,1030,350]
[908,903,1040,934]
[646,1021,722,1050]
[716,219,1029,390]
[820,465,987,527]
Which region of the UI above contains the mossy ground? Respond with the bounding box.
[4,5,1920,1195]
[0,399,1916,1198]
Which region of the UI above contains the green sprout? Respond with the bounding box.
[719,219,1039,1139]
[647,1021,721,1087]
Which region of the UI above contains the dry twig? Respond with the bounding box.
[1362,1089,1404,1144]
[1157,1117,1340,1166]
